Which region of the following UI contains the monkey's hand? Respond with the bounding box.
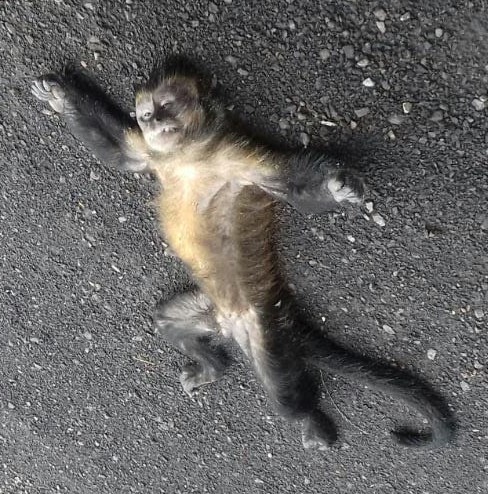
[31,75,72,114]
[263,151,364,214]
[32,71,147,172]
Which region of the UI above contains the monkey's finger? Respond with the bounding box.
[31,79,53,100]
[42,78,51,92]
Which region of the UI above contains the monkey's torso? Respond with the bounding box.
[150,140,283,322]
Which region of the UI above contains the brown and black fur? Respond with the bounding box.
[32,57,455,450]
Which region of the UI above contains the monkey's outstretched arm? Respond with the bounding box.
[263,151,364,214]
[31,73,146,172]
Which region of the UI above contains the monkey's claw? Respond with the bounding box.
[31,76,67,113]
[327,171,364,205]
[180,364,221,397]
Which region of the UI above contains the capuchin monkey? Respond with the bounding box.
[32,57,455,450]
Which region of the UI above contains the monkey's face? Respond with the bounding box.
[135,79,202,153]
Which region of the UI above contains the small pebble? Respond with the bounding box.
[427,349,437,360]
[319,49,331,61]
[430,110,443,122]
[354,107,370,118]
[8,403,15,410]
[225,55,237,66]
[342,45,354,59]
[387,130,396,140]
[237,68,249,76]
[278,119,290,130]
[374,9,387,21]
[372,213,386,226]
[83,331,93,340]
[402,102,412,114]
[376,21,386,34]
[400,12,411,21]
[357,59,369,67]
[382,324,395,335]
[435,28,443,38]
[362,77,375,87]
[472,98,485,111]
[474,361,483,370]
[347,235,355,243]
[365,201,374,213]
[89,170,100,181]
[388,114,405,125]
[460,381,470,392]
[474,308,484,319]
[118,216,127,223]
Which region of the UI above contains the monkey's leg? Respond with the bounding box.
[249,334,338,450]
[154,291,228,396]
[31,73,146,171]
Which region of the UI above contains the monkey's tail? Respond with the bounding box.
[305,338,455,448]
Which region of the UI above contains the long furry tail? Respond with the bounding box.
[306,338,456,448]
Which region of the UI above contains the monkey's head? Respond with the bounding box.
[135,57,221,153]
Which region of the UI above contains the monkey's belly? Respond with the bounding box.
[161,202,248,313]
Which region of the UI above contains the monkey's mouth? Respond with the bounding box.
[159,126,180,135]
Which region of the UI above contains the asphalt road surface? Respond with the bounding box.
[1,1,487,493]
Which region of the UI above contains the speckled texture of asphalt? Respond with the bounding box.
[0,1,487,493]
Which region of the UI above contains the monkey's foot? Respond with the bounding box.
[180,363,222,397]
[301,412,338,450]
[327,171,364,205]
[31,76,68,114]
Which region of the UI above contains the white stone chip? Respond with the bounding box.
[372,213,386,226]
[472,98,485,111]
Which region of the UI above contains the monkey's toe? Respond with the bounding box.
[31,76,67,113]
[180,363,222,397]
[327,172,364,205]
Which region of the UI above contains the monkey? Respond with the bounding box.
[31,57,455,450]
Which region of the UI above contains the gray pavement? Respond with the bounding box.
[0,1,487,493]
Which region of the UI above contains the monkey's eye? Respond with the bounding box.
[142,111,152,120]
[161,101,174,110]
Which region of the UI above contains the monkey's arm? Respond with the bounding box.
[262,151,364,214]
[31,73,146,172]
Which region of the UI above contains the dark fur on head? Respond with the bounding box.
[140,55,226,142]
[145,54,212,95]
